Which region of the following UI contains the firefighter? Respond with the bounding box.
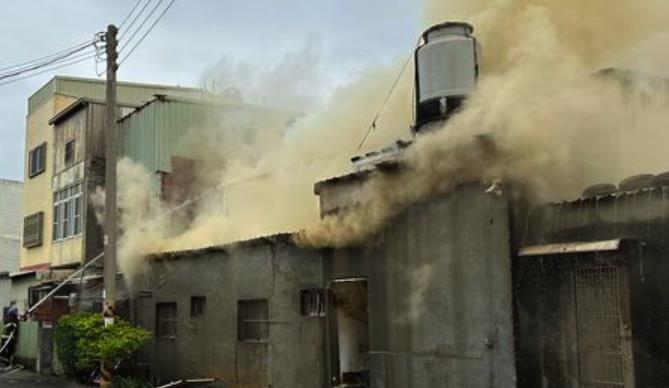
[0,307,19,364]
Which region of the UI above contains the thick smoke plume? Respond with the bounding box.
[298,0,669,247]
[116,0,669,277]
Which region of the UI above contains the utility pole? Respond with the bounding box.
[102,23,118,388]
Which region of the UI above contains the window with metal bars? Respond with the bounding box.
[156,302,177,339]
[301,288,326,317]
[237,299,269,342]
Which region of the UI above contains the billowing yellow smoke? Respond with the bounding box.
[298,1,669,247]
[117,0,669,272]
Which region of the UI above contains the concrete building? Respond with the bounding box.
[0,179,23,272]
[129,179,516,388]
[0,178,22,311]
[21,76,203,274]
[0,179,22,268]
[132,235,325,386]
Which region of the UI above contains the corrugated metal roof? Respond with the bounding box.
[28,75,204,115]
[48,97,139,125]
[148,233,296,261]
[518,239,623,256]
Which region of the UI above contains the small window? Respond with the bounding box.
[28,143,47,178]
[238,299,269,341]
[64,140,75,166]
[301,289,326,317]
[23,212,44,248]
[156,302,177,339]
[191,296,206,318]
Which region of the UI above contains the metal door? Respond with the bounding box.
[574,266,634,388]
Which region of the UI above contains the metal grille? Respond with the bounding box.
[574,266,624,388]
[238,299,269,341]
[156,302,177,339]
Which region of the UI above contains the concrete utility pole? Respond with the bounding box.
[102,23,118,388]
[103,24,118,325]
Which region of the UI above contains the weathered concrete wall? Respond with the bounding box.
[0,274,10,310]
[133,237,326,387]
[325,184,517,388]
[0,179,22,274]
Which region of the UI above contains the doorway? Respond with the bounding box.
[329,279,370,387]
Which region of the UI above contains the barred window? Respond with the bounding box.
[156,302,177,339]
[23,212,44,248]
[301,289,326,317]
[238,299,269,342]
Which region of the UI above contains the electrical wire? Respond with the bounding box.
[0,52,99,86]
[119,0,176,65]
[0,39,95,73]
[119,0,152,40]
[118,0,144,30]
[0,44,94,81]
[355,36,421,153]
[119,0,163,53]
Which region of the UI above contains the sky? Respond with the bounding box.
[0,0,421,181]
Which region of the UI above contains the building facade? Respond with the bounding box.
[21,76,204,274]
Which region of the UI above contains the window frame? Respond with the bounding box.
[190,296,206,318]
[64,139,75,167]
[53,182,84,242]
[156,302,177,339]
[28,142,47,178]
[237,299,269,342]
[23,212,44,248]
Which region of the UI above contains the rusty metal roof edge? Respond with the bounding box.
[518,238,626,257]
[314,170,373,195]
[148,232,299,261]
[49,96,140,125]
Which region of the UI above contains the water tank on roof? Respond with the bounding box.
[414,22,480,131]
[619,174,655,191]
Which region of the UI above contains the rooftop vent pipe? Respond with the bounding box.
[414,22,480,132]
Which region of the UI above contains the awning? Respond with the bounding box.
[518,239,623,257]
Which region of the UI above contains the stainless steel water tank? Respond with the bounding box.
[414,22,479,131]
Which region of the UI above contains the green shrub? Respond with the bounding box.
[54,313,152,380]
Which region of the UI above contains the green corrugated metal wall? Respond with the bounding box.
[15,320,39,360]
[120,99,210,174]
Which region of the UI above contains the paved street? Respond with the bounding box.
[0,368,83,387]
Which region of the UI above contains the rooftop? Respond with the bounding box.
[147,233,298,261]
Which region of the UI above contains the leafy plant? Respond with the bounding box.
[54,313,151,380]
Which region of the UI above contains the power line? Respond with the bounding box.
[119,0,144,29]
[119,0,177,65]
[119,0,152,40]
[0,39,95,73]
[119,0,163,53]
[355,36,421,153]
[0,53,98,86]
[0,44,94,81]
